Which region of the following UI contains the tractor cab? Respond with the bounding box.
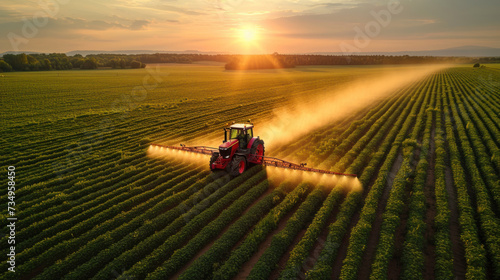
[225,123,253,149]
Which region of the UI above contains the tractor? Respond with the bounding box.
[210,123,265,176]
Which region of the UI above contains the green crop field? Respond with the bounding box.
[1,63,499,280]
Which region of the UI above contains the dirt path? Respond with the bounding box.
[445,166,466,279]
[357,151,404,280]
[387,182,412,280]
[269,227,308,280]
[331,208,362,279]
[388,138,422,280]
[171,186,274,279]
[443,101,468,280]
[297,196,343,279]
[424,123,437,280]
[233,201,302,279]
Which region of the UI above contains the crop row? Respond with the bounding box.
[177,182,290,280]
[305,96,397,165]
[337,75,431,280]
[13,156,156,231]
[320,88,408,169]
[277,79,420,280]
[454,72,500,169]
[400,81,437,279]
[445,71,500,278]
[32,171,216,280]
[4,168,212,279]
[120,167,265,280]
[278,187,343,279]
[12,163,186,254]
[369,75,432,279]
[449,72,500,210]
[441,75,488,279]
[247,188,326,279]
[145,170,271,279]
[75,172,232,280]
[212,182,313,280]
[431,75,454,280]
[15,152,144,207]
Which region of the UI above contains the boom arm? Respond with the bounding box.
[261,156,357,177]
[151,143,218,155]
[150,143,357,177]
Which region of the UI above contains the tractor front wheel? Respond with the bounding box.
[229,155,246,177]
[209,152,219,171]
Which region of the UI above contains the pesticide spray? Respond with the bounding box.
[259,64,450,150]
[264,165,362,192]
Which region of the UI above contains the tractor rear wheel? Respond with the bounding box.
[229,155,246,177]
[250,139,265,165]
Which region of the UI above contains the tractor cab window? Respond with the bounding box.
[230,129,244,139]
[247,128,253,138]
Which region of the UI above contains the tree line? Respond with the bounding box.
[1,52,498,72]
[0,53,146,72]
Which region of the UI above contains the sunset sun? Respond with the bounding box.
[239,27,257,42]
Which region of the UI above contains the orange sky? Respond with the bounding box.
[1,0,499,53]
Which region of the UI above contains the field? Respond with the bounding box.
[1,63,500,280]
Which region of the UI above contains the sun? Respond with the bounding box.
[240,27,257,42]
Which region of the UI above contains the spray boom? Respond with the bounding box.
[150,143,357,178]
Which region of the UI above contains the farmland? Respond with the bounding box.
[1,63,499,279]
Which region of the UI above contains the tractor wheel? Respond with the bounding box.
[229,155,246,177]
[250,139,265,165]
[209,152,219,171]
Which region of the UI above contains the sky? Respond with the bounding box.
[0,0,499,54]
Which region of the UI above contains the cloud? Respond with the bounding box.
[61,17,126,30]
[149,4,207,16]
[0,8,22,22]
[128,19,151,30]
[260,0,500,43]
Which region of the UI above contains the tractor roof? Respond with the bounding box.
[230,123,253,130]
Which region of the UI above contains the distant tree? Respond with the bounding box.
[108,59,119,68]
[3,53,29,71]
[130,60,142,68]
[119,59,126,68]
[473,63,480,67]
[0,60,13,72]
[80,58,98,69]
[60,56,72,69]
[70,57,85,68]
[27,55,38,65]
[26,55,40,70]
[41,59,52,70]
[225,58,240,70]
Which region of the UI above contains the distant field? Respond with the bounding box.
[1,63,499,280]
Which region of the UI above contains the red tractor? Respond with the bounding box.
[210,123,265,176]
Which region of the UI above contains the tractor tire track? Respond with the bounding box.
[357,151,403,280]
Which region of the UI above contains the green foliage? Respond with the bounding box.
[0,60,13,72]
[1,65,499,280]
[213,182,312,280]
[248,188,325,280]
